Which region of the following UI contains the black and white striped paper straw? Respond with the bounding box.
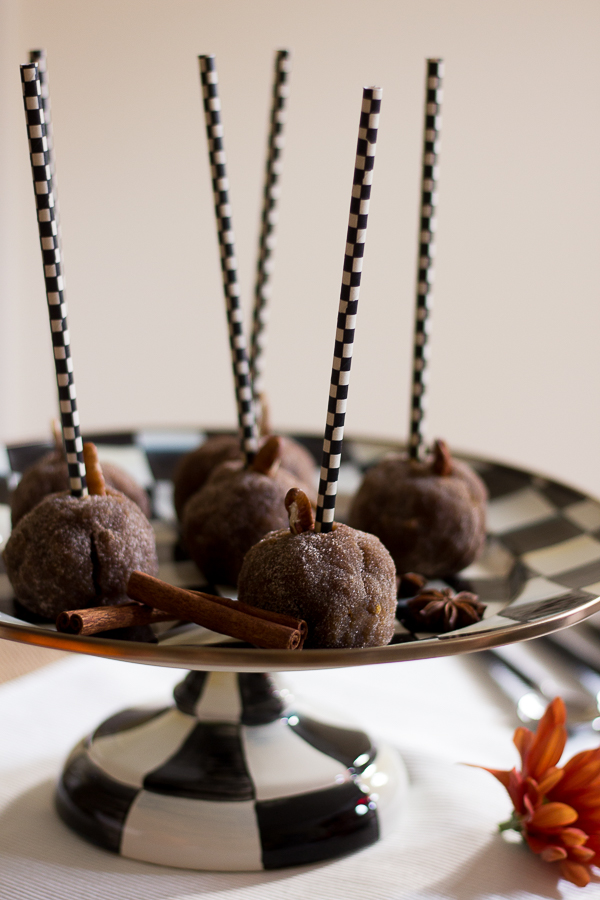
[249,49,291,402]
[198,54,258,465]
[408,58,443,461]
[315,87,382,534]
[20,63,87,496]
[28,51,55,178]
[28,50,63,283]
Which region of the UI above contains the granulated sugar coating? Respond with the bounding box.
[181,459,301,586]
[10,449,151,526]
[173,434,318,521]
[238,523,397,649]
[3,488,158,619]
[349,451,487,578]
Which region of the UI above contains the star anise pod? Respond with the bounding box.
[398,587,486,633]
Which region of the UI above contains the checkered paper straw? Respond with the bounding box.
[408,58,443,461]
[28,50,63,290]
[314,87,382,534]
[199,54,258,465]
[28,51,55,178]
[20,63,87,496]
[249,49,291,402]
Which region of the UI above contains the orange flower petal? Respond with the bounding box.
[557,758,600,794]
[560,828,589,848]
[569,845,596,863]
[559,859,591,888]
[525,776,542,808]
[582,834,600,865]
[541,845,567,862]
[564,749,596,769]
[468,765,511,790]
[528,802,578,830]
[493,768,525,813]
[537,767,564,795]
[514,726,534,764]
[528,726,568,781]
[572,787,600,805]
[526,699,567,779]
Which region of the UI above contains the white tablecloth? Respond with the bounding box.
[0,648,598,899]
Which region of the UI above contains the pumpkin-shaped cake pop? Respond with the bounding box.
[3,444,158,619]
[348,439,487,578]
[10,447,151,526]
[181,436,304,585]
[173,432,317,521]
[238,488,397,649]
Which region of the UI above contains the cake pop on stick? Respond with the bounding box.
[8,66,158,620]
[239,488,396,649]
[3,443,158,619]
[238,87,396,649]
[182,434,301,585]
[10,423,151,525]
[20,62,86,497]
[175,57,315,585]
[172,50,316,519]
[349,61,487,578]
[12,61,150,523]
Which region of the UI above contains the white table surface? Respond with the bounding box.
[0,647,598,899]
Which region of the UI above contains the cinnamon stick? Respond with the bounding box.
[127,571,307,650]
[56,602,176,635]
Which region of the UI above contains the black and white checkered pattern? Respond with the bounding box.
[198,55,258,465]
[56,669,382,869]
[20,63,86,497]
[1,432,600,650]
[315,87,382,533]
[249,49,291,401]
[408,59,443,461]
[28,51,57,184]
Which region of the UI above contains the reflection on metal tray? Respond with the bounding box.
[1,430,600,672]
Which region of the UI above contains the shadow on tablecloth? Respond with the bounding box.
[0,777,330,899]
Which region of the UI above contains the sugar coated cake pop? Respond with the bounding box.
[348,439,487,578]
[238,488,397,649]
[3,444,158,619]
[10,446,151,526]
[181,436,304,585]
[173,432,317,520]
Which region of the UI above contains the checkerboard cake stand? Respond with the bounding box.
[2,433,600,871]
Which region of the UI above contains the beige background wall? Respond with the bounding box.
[1,0,600,495]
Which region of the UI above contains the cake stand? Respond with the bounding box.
[1,431,600,871]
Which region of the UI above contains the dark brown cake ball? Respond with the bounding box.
[3,486,158,620]
[10,448,151,526]
[181,437,302,585]
[238,489,397,649]
[173,433,317,520]
[172,434,243,520]
[348,440,487,578]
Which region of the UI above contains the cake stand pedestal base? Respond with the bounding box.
[56,669,407,870]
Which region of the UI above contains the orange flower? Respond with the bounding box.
[476,697,600,888]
